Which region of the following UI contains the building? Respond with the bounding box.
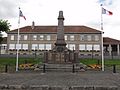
[0,37,7,54]
[103,37,120,57]
[7,25,102,57]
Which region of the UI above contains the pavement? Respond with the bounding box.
[0,70,120,89]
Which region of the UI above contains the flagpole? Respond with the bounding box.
[101,4,104,71]
[16,7,20,72]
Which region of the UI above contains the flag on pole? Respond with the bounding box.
[19,10,26,20]
[100,5,113,71]
[16,8,26,72]
[102,7,113,15]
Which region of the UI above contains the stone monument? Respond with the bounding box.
[44,11,78,64]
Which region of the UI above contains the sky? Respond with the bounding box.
[0,0,120,40]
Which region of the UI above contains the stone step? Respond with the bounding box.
[34,63,87,72]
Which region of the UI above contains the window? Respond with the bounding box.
[80,35,85,41]
[46,44,51,50]
[24,35,28,40]
[9,44,15,49]
[46,35,51,40]
[87,35,92,41]
[95,35,99,41]
[39,44,44,50]
[68,44,75,50]
[70,35,74,41]
[40,35,44,40]
[86,44,92,51]
[64,35,67,40]
[94,44,100,50]
[32,44,38,50]
[33,35,37,40]
[16,44,22,50]
[22,44,28,50]
[10,35,14,40]
[79,44,85,50]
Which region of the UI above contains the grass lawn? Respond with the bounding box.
[80,59,120,71]
[0,57,120,72]
[0,57,42,72]
[80,59,120,65]
[0,57,41,65]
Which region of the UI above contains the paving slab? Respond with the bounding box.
[0,71,119,89]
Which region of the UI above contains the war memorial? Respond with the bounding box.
[0,11,119,90]
[44,11,78,64]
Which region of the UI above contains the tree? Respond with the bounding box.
[0,19,11,54]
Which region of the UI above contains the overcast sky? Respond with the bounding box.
[0,0,120,40]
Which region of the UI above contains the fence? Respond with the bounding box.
[0,64,16,73]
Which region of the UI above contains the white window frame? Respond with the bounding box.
[79,44,86,50]
[22,44,28,50]
[93,44,100,51]
[45,44,51,50]
[40,35,44,40]
[16,44,22,50]
[24,35,28,40]
[70,35,74,41]
[95,35,99,41]
[46,35,51,40]
[10,35,14,40]
[9,44,15,49]
[33,35,37,40]
[80,35,85,41]
[87,35,92,41]
[86,44,92,51]
[39,44,44,50]
[32,44,38,50]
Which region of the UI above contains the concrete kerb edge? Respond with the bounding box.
[0,84,118,90]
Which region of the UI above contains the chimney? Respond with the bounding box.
[31,21,35,29]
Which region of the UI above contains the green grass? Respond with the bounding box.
[80,59,99,65]
[0,57,43,72]
[80,59,120,70]
[80,59,120,65]
[0,57,42,65]
[0,57,120,72]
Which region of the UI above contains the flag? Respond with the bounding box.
[102,7,113,15]
[19,10,26,20]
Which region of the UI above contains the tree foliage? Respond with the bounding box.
[0,19,11,44]
[0,19,10,32]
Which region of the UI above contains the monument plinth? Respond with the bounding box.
[44,11,78,64]
[53,11,67,53]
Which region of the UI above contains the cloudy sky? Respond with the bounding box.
[0,0,120,40]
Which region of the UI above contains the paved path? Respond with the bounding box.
[0,71,120,89]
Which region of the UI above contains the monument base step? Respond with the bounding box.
[35,63,87,72]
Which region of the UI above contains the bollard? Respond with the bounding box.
[5,64,8,73]
[113,65,116,73]
[43,64,45,73]
[72,64,75,73]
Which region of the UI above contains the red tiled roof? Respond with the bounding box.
[103,37,120,44]
[8,26,101,33]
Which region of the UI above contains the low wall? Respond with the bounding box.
[0,85,118,90]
